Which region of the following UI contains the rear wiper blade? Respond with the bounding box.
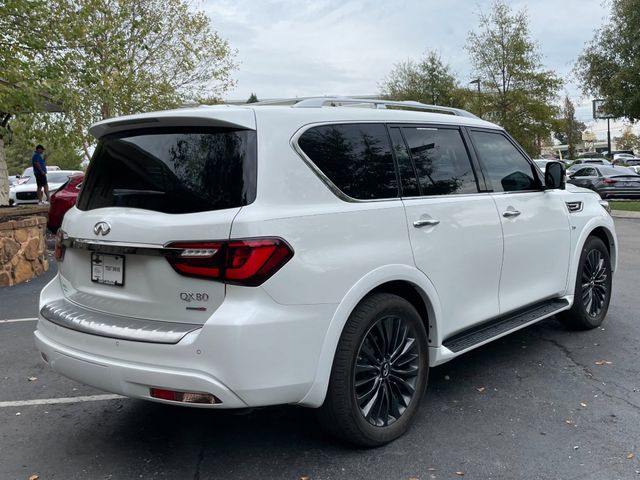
[113,189,165,196]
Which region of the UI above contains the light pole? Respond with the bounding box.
[469,78,481,117]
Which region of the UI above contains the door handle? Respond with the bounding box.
[502,210,521,218]
[413,219,440,228]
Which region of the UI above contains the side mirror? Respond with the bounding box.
[545,161,565,189]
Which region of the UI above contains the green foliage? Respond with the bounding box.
[52,0,238,140]
[614,126,640,152]
[577,0,640,121]
[379,51,467,107]
[466,1,562,156]
[4,114,83,174]
[0,0,238,205]
[246,93,259,103]
[553,96,585,159]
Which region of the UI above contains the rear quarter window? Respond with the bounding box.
[297,123,398,200]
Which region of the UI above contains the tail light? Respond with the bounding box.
[54,229,66,261]
[602,178,618,184]
[165,238,293,286]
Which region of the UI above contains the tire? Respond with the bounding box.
[318,293,429,447]
[558,236,612,330]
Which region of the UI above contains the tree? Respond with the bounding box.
[553,96,585,159]
[246,93,259,103]
[0,0,64,205]
[614,126,640,152]
[466,1,562,156]
[0,0,238,205]
[577,0,640,121]
[379,51,467,107]
[53,0,238,155]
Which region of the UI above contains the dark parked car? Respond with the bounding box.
[48,172,84,232]
[567,165,640,199]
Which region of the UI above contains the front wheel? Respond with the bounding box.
[558,236,612,330]
[318,293,429,447]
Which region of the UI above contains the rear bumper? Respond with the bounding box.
[599,188,640,198]
[35,275,337,408]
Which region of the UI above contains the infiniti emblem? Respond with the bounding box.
[94,221,111,236]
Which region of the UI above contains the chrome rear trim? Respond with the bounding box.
[40,299,201,344]
[62,237,179,257]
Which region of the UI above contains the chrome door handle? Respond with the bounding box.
[413,219,440,228]
[503,210,521,218]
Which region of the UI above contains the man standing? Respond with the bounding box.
[32,144,49,204]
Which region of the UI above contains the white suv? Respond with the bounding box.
[36,98,617,446]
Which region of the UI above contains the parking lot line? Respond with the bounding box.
[0,394,125,408]
[0,317,39,324]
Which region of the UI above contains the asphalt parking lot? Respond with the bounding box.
[1,219,639,480]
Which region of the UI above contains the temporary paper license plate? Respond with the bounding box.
[91,253,125,286]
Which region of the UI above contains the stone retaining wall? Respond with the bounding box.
[0,216,49,287]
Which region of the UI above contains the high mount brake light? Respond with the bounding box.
[165,238,293,286]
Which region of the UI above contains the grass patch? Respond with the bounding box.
[609,201,640,212]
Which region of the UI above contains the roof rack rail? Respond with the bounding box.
[250,96,479,119]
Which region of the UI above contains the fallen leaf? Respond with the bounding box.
[594,360,612,365]
[29,475,39,480]
[565,419,573,425]
[627,453,635,459]
[299,477,310,480]
[574,446,579,450]
[28,377,37,382]
[476,387,486,392]
[428,468,436,471]
[15,412,21,416]
[455,472,465,476]
[580,402,587,407]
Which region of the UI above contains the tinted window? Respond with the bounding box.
[77,127,257,214]
[389,127,420,197]
[298,123,398,200]
[48,172,73,183]
[470,131,539,192]
[402,127,478,195]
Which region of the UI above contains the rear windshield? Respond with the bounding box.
[78,127,256,213]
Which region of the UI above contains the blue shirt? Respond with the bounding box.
[32,152,47,175]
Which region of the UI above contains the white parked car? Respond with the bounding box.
[10,170,82,205]
[36,98,617,446]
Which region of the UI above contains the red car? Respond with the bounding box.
[48,172,84,233]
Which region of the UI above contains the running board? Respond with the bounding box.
[443,298,570,353]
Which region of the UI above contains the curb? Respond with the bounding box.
[611,210,640,219]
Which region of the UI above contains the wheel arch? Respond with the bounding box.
[567,219,618,296]
[298,265,442,408]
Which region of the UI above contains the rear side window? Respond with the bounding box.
[470,130,540,192]
[401,127,479,195]
[297,123,398,200]
[78,127,256,214]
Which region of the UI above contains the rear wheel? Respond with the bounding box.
[318,293,429,447]
[558,236,612,330]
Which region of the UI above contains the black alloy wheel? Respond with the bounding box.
[354,315,420,427]
[318,293,429,447]
[558,236,612,330]
[581,247,608,318]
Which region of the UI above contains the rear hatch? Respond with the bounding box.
[58,117,257,324]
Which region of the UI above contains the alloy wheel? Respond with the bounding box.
[353,315,420,427]
[581,248,608,317]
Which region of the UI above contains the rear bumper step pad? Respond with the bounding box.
[40,299,201,344]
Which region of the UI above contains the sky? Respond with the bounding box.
[203,0,627,140]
